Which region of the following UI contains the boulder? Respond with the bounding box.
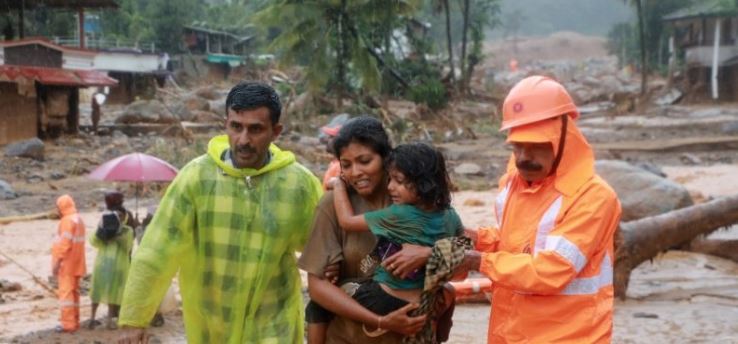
[4,138,44,160]
[190,110,224,123]
[209,97,227,116]
[170,102,194,121]
[454,163,483,176]
[182,94,210,112]
[194,87,220,100]
[0,179,17,200]
[115,100,178,124]
[595,160,693,221]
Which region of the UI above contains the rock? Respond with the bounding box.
[170,102,194,121]
[463,198,485,207]
[454,163,483,176]
[632,312,659,319]
[0,279,22,292]
[209,97,227,115]
[115,100,178,124]
[182,94,211,112]
[26,173,44,183]
[721,121,738,135]
[190,110,223,123]
[4,138,45,160]
[595,160,693,221]
[680,153,702,165]
[50,171,66,180]
[634,161,666,178]
[194,87,220,100]
[653,88,683,106]
[0,179,17,200]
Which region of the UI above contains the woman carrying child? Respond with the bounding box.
[298,116,460,344]
[331,142,464,342]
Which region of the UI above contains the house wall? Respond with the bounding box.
[0,82,37,145]
[106,72,156,104]
[95,52,161,73]
[63,52,95,70]
[4,44,62,68]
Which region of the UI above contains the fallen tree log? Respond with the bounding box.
[615,194,738,299]
[0,211,58,225]
[687,238,738,263]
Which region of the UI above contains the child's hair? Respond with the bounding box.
[386,142,451,210]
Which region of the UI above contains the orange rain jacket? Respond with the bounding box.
[51,195,87,277]
[477,117,621,343]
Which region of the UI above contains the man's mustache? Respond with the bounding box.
[516,160,543,172]
[236,145,256,154]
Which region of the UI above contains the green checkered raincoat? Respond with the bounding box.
[118,135,322,343]
[89,225,134,305]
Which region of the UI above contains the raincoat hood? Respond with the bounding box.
[506,116,594,196]
[56,194,78,216]
[207,135,296,178]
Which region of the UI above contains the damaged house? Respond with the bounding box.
[0,38,116,145]
[664,0,738,101]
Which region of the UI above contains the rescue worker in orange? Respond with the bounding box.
[457,76,622,343]
[51,194,87,333]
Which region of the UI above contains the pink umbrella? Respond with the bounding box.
[88,153,179,219]
[88,152,178,182]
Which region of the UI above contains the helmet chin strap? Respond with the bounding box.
[549,115,568,176]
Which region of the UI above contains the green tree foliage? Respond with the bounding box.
[145,0,200,53]
[254,0,420,103]
[99,0,152,44]
[608,0,695,70]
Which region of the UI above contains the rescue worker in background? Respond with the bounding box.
[117,82,323,343]
[457,76,622,343]
[321,123,342,190]
[51,194,87,333]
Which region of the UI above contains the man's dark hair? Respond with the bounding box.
[225,82,282,124]
[332,115,391,159]
[387,142,452,210]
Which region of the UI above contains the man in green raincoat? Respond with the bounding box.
[118,82,322,343]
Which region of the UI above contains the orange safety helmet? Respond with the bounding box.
[500,76,579,131]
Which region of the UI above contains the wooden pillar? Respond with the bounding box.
[78,8,85,48]
[711,18,721,100]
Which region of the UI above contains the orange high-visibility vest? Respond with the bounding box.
[477,117,621,343]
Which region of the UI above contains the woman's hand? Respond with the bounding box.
[382,244,431,279]
[380,303,426,335]
[323,262,340,284]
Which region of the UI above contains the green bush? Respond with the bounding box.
[407,79,448,110]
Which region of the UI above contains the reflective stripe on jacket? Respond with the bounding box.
[477,117,621,343]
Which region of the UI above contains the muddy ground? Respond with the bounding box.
[1,164,737,343]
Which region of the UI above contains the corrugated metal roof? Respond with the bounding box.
[0,37,97,55]
[663,0,738,21]
[0,65,117,87]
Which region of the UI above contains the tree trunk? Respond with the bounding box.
[443,0,455,83]
[635,0,648,95]
[687,238,738,263]
[614,194,738,299]
[459,0,471,93]
[336,0,348,110]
